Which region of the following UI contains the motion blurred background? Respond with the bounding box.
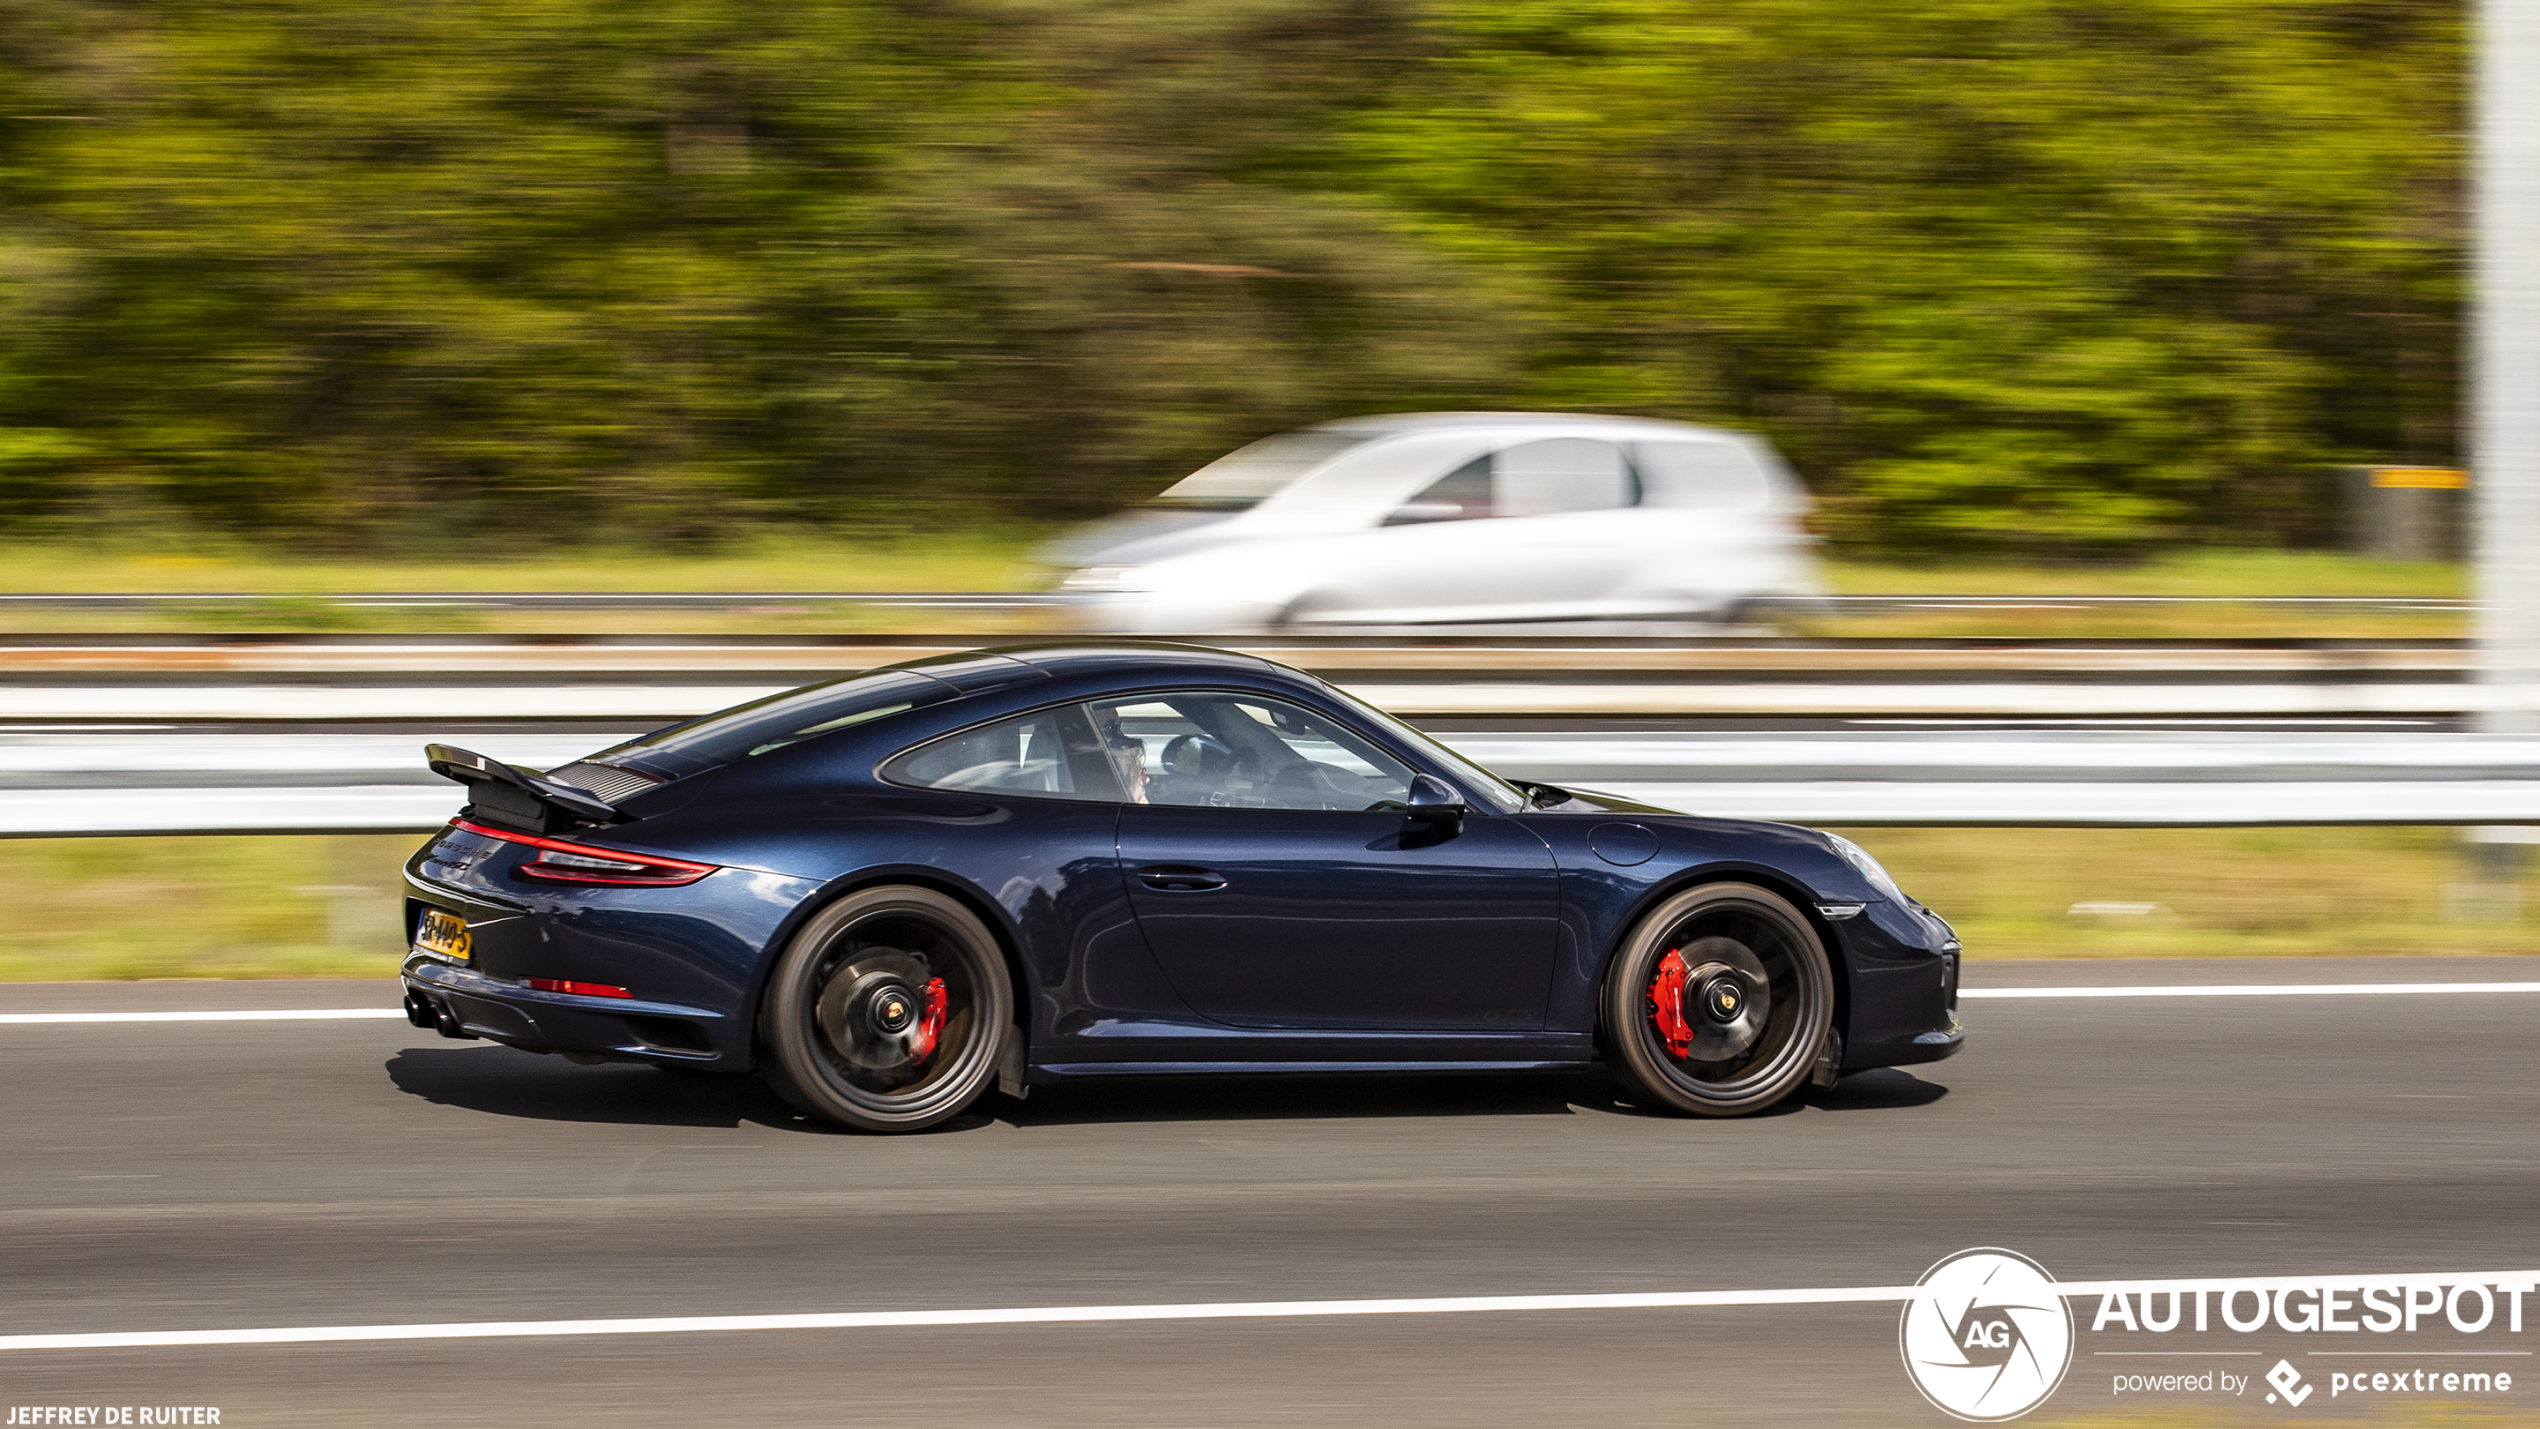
[0,0,2463,552]
[0,0,2507,976]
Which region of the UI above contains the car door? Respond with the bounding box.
[1620,437,1800,617]
[1354,438,1635,623]
[1487,436,1638,618]
[1091,690,1560,1030]
[1343,452,1511,621]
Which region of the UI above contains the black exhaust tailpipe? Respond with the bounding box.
[405,990,478,1040]
[433,1001,477,1040]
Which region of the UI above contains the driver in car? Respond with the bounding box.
[1100,718,1151,804]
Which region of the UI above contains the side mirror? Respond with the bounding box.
[1404,773,1466,840]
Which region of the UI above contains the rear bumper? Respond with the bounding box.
[402,954,749,1069]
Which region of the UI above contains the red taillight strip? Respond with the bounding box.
[526,978,633,999]
[452,819,718,887]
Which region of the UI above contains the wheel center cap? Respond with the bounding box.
[871,984,916,1033]
[1699,976,1744,1024]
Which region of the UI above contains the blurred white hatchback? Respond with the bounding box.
[1046,412,1823,633]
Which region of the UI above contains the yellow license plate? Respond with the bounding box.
[414,908,471,961]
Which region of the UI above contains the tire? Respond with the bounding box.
[1599,882,1833,1117]
[756,886,1012,1133]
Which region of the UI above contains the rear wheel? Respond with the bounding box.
[1599,882,1832,1117]
[758,886,1011,1133]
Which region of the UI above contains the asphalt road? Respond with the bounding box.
[2,958,2535,1427]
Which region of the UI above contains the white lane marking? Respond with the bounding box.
[0,1289,1922,1351]
[0,1009,404,1024]
[1963,981,2540,999]
[8,1269,2537,1353]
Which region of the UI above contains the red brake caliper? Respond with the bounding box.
[910,977,949,1063]
[1647,949,1693,1059]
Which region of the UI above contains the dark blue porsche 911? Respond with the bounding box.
[401,642,1961,1132]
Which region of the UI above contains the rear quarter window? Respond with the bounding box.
[880,704,1123,802]
[1632,440,1772,509]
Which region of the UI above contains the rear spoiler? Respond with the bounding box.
[425,744,623,833]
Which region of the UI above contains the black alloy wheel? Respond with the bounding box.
[1599,882,1833,1117]
[758,886,1012,1132]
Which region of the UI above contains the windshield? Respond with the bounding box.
[1152,431,1370,510]
[594,669,956,768]
[1320,685,1529,813]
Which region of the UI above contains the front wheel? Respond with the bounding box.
[1600,882,1833,1117]
[758,886,1012,1133]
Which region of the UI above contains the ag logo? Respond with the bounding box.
[1899,1248,2075,1421]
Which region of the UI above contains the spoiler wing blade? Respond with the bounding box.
[425,743,622,832]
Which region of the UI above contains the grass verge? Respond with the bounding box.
[0,537,2470,638]
[4,827,2538,981]
[1804,551,2466,639]
[0,530,1048,594]
[1837,825,2540,960]
[0,834,418,981]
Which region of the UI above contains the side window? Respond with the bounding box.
[1496,438,1632,516]
[1085,692,1416,812]
[1384,453,1494,525]
[881,705,1122,801]
[1632,440,1768,509]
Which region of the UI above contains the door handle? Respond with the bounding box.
[1135,865,1228,892]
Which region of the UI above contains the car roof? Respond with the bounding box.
[1308,411,1747,442]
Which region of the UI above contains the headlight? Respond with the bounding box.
[1823,833,1902,902]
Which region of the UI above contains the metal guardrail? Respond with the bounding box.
[0,626,2516,832]
[0,634,2484,721]
[7,729,2539,835]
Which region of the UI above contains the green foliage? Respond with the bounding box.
[1353,0,2460,548]
[0,0,2464,554]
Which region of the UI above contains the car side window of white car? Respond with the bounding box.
[1383,453,1494,525]
[1085,692,1416,812]
[1496,438,1635,518]
[1631,440,1770,509]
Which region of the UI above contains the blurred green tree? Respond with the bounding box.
[1349,0,2460,549]
[0,0,2464,554]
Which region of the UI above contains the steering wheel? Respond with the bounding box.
[1161,732,1231,777]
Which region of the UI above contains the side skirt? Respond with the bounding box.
[1033,1059,1599,1080]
